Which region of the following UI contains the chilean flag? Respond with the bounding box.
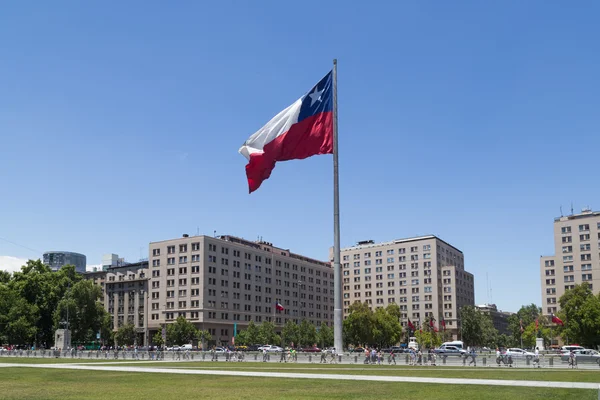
[551,314,564,326]
[407,319,415,331]
[239,72,333,193]
[275,302,285,311]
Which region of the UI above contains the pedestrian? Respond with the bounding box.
[468,348,476,366]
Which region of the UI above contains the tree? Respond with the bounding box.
[317,322,333,348]
[281,320,300,347]
[558,283,600,348]
[460,306,499,348]
[0,285,38,345]
[198,330,212,349]
[371,306,401,348]
[246,321,259,344]
[152,331,164,346]
[115,323,136,347]
[53,279,106,344]
[257,321,280,345]
[167,316,199,346]
[342,302,373,346]
[298,319,318,347]
[507,304,541,347]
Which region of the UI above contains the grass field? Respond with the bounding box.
[0,367,596,400]
[89,360,600,383]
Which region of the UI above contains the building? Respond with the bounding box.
[43,251,87,273]
[84,260,150,345]
[338,235,475,340]
[475,304,512,335]
[147,234,334,347]
[101,253,127,271]
[540,208,600,316]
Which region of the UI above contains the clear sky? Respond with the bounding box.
[1,1,599,313]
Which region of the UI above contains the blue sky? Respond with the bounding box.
[1,1,598,312]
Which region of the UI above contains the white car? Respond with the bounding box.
[505,348,535,360]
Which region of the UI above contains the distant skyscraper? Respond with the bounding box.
[43,251,87,273]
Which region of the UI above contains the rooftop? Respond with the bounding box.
[554,208,599,222]
[341,235,463,255]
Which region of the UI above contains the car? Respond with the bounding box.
[166,345,181,351]
[350,347,365,353]
[433,345,466,357]
[257,345,283,352]
[504,348,535,360]
[214,347,226,353]
[300,347,321,353]
[560,349,600,364]
[235,345,248,351]
[246,345,262,352]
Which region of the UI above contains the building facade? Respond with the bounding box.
[540,209,600,316]
[475,303,512,335]
[339,236,475,340]
[84,261,150,345]
[43,251,87,273]
[147,234,334,347]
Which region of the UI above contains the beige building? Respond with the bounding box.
[339,235,475,340]
[85,261,150,345]
[475,303,512,335]
[148,234,334,346]
[540,209,600,316]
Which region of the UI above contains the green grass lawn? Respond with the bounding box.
[0,357,135,364]
[0,368,595,400]
[105,361,600,383]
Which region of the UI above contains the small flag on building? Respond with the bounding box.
[275,302,285,311]
[408,319,415,331]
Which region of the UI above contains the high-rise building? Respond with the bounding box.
[540,209,600,316]
[147,234,334,347]
[338,235,475,340]
[43,251,87,273]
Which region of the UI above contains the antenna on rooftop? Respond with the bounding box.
[560,206,563,217]
[571,202,574,215]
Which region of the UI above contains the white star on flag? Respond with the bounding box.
[308,86,324,106]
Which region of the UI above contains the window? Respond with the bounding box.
[152,259,160,267]
[179,244,187,253]
[544,260,555,267]
[580,234,590,241]
[562,246,572,253]
[561,226,571,234]
[582,264,592,271]
[563,256,573,262]
[579,224,590,232]
[562,236,572,243]
[562,266,572,273]
[581,254,591,261]
[563,275,574,283]
[167,246,175,254]
[152,249,160,256]
[179,256,188,263]
[167,257,175,265]
[580,244,591,251]
[582,274,593,281]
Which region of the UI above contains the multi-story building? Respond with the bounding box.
[43,251,87,273]
[540,209,600,316]
[475,303,512,335]
[85,260,149,345]
[148,234,334,347]
[339,235,475,340]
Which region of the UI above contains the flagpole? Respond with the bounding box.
[332,58,343,354]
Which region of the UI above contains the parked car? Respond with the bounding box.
[257,345,283,352]
[560,349,600,365]
[504,348,535,360]
[350,347,365,353]
[246,344,262,352]
[166,346,180,351]
[235,345,248,351]
[433,345,466,357]
[300,347,321,353]
[214,347,226,353]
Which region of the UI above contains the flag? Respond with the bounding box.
[407,319,415,331]
[275,302,285,311]
[429,317,435,328]
[520,319,524,333]
[535,318,539,331]
[239,71,334,193]
[441,318,446,331]
[551,314,564,326]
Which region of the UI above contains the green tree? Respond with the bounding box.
[507,304,541,347]
[257,321,280,345]
[281,320,300,347]
[342,302,373,346]
[245,321,259,345]
[558,283,600,348]
[0,285,38,345]
[152,331,164,346]
[371,306,401,348]
[115,323,136,347]
[460,306,499,347]
[167,316,199,345]
[53,279,105,344]
[317,322,333,348]
[198,330,212,349]
[100,313,114,345]
[298,319,318,347]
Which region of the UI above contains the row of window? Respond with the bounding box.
[561,223,600,234]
